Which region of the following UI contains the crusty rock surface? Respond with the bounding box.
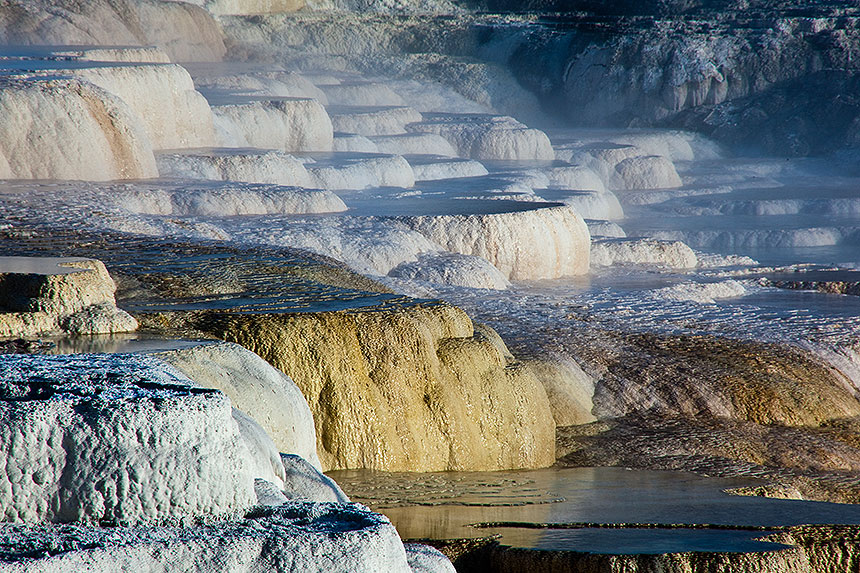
[67,64,216,150]
[523,355,596,427]
[0,353,256,525]
[0,258,137,338]
[0,0,226,62]
[280,454,350,503]
[156,302,556,472]
[590,238,698,268]
[212,98,334,152]
[398,205,591,280]
[0,76,157,181]
[0,502,416,573]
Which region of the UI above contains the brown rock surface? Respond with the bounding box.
[143,303,556,473]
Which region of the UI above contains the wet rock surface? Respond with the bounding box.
[0,258,138,338]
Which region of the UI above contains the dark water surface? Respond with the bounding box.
[331,467,860,554]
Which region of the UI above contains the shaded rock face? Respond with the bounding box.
[556,413,860,503]
[157,341,321,470]
[540,327,860,503]
[580,331,860,426]
[176,303,555,472]
[0,353,256,525]
[0,502,414,573]
[455,524,860,573]
[280,454,350,503]
[665,70,860,156]
[0,258,137,338]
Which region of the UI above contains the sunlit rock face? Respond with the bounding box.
[0,503,415,573]
[371,133,457,157]
[0,258,137,338]
[195,0,306,16]
[306,154,416,189]
[551,191,623,221]
[156,148,314,188]
[410,114,554,160]
[612,155,683,190]
[555,142,683,191]
[0,353,256,525]
[590,238,698,269]
[158,342,322,470]
[68,64,216,150]
[212,99,334,152]
[181,303,555,472]
[0,76,157,180]
[0,0,226,62]
[333,133,379,152]
[329,106,423,137]
[398,205,591,280]
[388,252,511,290]
[410,157,488,181]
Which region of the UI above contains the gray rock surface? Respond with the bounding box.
[280,454,350,503]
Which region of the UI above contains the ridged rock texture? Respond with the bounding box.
[212,99,334,152]
[0,0,226,62]
[0,258,137,337]
[0,76,157,181]
[0,353,256,525]
[187,302,556,472]
[68,63,216,150]
[398,205,591,280]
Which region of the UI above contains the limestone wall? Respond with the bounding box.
[71,64,216,150]
[0,0,226,62]
[192,303,555,472]
[398,205,591,280]
[0,77,157,181]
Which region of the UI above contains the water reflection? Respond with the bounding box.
[331,467,860,553]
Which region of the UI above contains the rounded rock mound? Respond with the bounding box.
[0,353,256,525]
